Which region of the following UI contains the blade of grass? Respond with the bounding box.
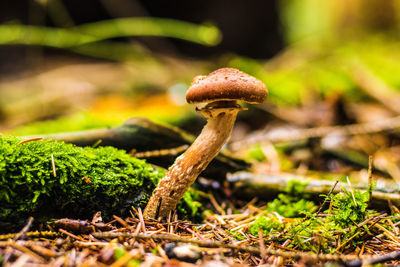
[0,17,221,49]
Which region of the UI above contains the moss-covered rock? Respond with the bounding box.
[0,135,199,231]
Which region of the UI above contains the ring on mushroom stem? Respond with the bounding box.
[143,68,268,219]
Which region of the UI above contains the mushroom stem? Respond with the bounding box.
[143,103,241,219]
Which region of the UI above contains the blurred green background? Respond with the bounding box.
[1,0,400,136]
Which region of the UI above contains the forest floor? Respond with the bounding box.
[3,37,400,266]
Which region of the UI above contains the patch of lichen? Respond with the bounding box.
[0,135,200,230]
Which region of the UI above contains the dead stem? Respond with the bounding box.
[13,217,34,241]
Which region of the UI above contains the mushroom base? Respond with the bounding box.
[143,105,240,219]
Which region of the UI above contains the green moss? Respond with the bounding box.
[179,187,202,219]
[267,180,317,218]
[228,230,247,241]
[0,135,200,230]
[246,144,266,162]
[249,216,283,237]
[245,180,378,253]
[327,185,372,228]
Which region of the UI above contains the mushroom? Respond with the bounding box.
[143,68,268,219]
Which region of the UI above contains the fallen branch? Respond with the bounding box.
[228,172,400,209]
[345,251,400,267]
[229,114,400,151]
[26,117,249,180]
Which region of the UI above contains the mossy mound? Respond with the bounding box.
[0,135,200,230]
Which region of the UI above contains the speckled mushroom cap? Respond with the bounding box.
[186,68,268,104]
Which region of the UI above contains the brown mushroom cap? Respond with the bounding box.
[186,68,268,104]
